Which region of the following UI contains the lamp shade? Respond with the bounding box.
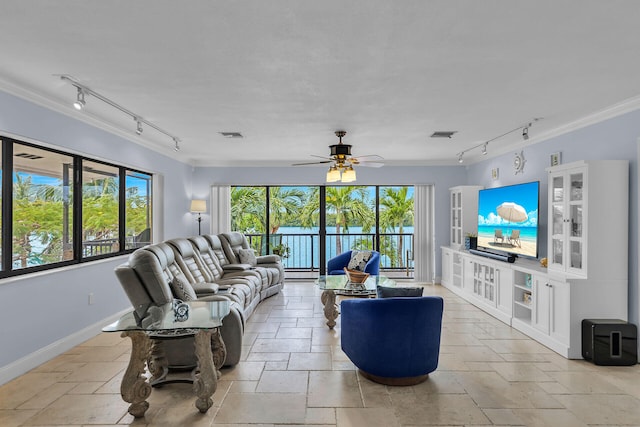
[326,167,341,182]
[190,199,207,213]
[341,166,356,182]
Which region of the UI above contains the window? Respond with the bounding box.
[12,144,74,269]
[1,137,153,277]
[82,160,119,257]
[125,170,152,250]
[230,185,414,275]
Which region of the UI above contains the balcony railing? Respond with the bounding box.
[81,232,414,275]
[245,232,414,276]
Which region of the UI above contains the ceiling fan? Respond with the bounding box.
[293,131,384,182]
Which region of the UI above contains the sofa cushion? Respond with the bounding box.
[376,285,423,299]
[170,276,197,301]
[238,248,257,267]
[347,250,373,271]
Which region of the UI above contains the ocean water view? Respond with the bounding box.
[261,226,414,270]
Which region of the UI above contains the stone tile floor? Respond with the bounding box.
[1,281,639,426]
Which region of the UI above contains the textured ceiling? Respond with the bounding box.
[1,1,639,167]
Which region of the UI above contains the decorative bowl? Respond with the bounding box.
[344,267,370,284]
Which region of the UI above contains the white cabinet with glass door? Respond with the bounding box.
[548,166,586,275]
[449,186,483,250]
[547,160,628,281]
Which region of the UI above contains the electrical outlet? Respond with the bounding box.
[88,293,94,305]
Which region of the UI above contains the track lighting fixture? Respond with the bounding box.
[59,74,181,151]
[73,87,85,110]
[455,118,541,164]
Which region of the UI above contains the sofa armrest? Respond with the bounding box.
[256,254,281,264]
[222,263,253,271]
[191,282,220,296]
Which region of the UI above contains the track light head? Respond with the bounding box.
[173,138,180,151]
[522,126,529,140]
[458,153,464,163]
[481,143,488,155]
[135,120,143,135]
[73,88,85,110]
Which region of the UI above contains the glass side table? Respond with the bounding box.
[103,300,230,418]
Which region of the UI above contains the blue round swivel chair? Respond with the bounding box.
[340,295,444,385]
[327,250,380,275]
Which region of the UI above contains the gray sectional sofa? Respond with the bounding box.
[114,231,285,368]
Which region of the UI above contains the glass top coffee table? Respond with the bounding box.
[315,275,396,329]
[102,300,230,418]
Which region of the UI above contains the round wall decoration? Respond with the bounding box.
[513,151,526,174]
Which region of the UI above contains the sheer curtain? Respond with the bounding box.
[209,185,231,234]
[414,185,435,283]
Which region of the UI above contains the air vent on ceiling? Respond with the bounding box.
[219,132,243,138]
[15,152,44,160]
[430,131,457,138]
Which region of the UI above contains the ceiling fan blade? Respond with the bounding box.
[311,154,333,161]
[292,160,332,166]
[358,161,385,168]
[352,154,384,162]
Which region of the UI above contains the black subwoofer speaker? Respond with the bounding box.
[582,319,637,366]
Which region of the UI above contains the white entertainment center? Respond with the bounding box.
[441,160,629,358]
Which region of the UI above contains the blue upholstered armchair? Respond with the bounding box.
[327,250,380,275]
[340,296,444,385]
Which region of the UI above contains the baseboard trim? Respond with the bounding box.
[0,309,129,386]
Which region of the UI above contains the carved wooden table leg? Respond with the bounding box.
[321,289,339,329]
[147,338,168,386]
[121,331,152,418]
[193,329,217,413]
[210,328,227,379]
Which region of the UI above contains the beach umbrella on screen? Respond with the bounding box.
[496,202,528,223]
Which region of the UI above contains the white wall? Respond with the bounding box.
[0,91,195,382]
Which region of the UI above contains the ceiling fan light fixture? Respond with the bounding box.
[326,166,341,182]
[341,166,356,182]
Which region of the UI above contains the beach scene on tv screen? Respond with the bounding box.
[477,182,538,258]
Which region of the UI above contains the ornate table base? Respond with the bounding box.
[120,329,225,417]
[320,290,339,329]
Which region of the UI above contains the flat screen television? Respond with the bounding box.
[477,181,539,259]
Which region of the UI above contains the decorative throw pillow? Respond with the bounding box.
[170,276,197,301]
[347,250,373,272]
[238,248,257,267]
[376,285,423,298]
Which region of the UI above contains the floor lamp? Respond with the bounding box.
[190,199,207,235]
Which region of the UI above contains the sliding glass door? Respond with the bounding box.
[230,185,414,276]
